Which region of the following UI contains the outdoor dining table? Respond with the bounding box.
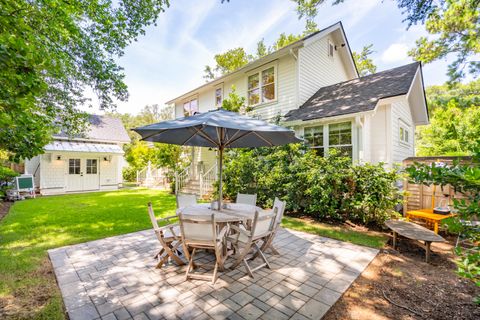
[176,203,264,223]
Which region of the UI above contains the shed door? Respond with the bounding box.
[66,159,83,192]
[83,158,100,191]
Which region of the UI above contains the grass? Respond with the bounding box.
[0,189,387,319]
[0,188,175,320]
[282,216,388,249]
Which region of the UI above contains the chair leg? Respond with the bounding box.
[185,248,196,280]
[212,261,219,284]
[254,242,271,269]
[230,242,253,269]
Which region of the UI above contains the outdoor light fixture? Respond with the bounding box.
[56,155,62,161]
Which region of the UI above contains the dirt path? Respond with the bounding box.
[324,237,480,320]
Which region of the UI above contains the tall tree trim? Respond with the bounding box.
[0,0,169,161]
[291,0,480,83]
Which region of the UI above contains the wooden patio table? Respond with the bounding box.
[385,219,445,263]
[176,203,265,268]
[406,208,456,234]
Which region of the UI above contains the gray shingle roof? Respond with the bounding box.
[285,62,420,122]
[54,115,130,143]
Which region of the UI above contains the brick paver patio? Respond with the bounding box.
[48,228,378,320]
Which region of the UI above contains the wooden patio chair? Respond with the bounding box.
[147,202,185,268]
[227,210,277,278]
[260,197,286,255]
[176,193,197,209]
[236,193,257,206]
[178,213,229,284]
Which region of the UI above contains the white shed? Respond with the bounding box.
[25,115,130,195]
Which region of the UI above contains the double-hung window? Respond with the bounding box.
[183,98,198,116]
[215,88,222,107]
[329,122,352,157]
[304,126,324,156]
[248,66,275,106]
[399,120,410,144]
[304,121,353,158]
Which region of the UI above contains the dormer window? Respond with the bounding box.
[328,40,334,57]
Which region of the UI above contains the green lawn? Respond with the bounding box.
[0,189,387,319]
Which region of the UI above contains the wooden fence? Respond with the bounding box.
[402,156,472,215]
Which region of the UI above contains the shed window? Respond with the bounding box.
[69,159,80,174]
[86,159,98,174]
[248,66,275,106]
[328,40,334,57]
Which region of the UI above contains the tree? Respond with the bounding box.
[221,86,247,112]
[291,0,480,82]
[256,39,269,58]
[203,48,252,80]
[0,0,169,162]
[352,44,377,76]
[416,80,480,156]
[272,33,302,51]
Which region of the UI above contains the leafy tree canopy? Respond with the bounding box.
[291,0,480,82]
[221,86,246,113]
[0,0,169,162]
[352,44,377,76]
[416,80,480,156]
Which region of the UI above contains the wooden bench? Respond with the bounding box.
[385,220,445,263]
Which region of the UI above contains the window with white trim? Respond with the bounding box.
[86,159,97,174]
[248,66,275,106]
[69,159,80,174]
[327,40,334,57]
[399,120,410,144]
[304,125,324,156]
[215,88,222,107]
[304,122,353,158]
[183,98,198,116]
[329,122,352,157]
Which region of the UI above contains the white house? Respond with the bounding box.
[165,22,429,194]
[25,115,130,195]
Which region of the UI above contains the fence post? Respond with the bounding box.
[174,172,178,195]
[136,170,139,185]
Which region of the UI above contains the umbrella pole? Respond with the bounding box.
[218,146,223,210]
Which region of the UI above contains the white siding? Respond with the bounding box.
[38,151,122,195]
[369,105,390,164]
[25,156,40,188]
[391,99,415,163]
[297,36,350,105]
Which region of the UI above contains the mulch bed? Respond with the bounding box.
[0,201,12,222]
[324,235,480,320]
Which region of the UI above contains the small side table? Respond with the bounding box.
[406,209,456,234]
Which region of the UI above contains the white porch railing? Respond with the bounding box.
[174,164,192,194]
[200,163,217,197]
[136,161,169,188]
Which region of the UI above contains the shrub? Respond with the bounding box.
[0,165,19,199]
[122,166,138,182]
[221,145,402,226]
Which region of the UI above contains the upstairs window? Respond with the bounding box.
[304,125,324,156]
[183,98,198,116]
[248,66,276,106]
[328,40,334,57]
[215,88,222,107]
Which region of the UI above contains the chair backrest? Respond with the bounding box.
[177,193,197,209]
[251,211,277,239]
[178,213,217,244]
[148,202,160,231]
[236,193,257,206]
[272,197,286,226]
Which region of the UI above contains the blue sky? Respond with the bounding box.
[110,0,454,114]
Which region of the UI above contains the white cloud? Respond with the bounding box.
[381,43,409,63]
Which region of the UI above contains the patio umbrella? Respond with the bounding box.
[133,108,301,209]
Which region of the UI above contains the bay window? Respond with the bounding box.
[248,66,276,106]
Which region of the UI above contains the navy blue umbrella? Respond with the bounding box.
[133,109,302,208]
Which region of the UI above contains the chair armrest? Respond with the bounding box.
[218,224,230,240]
